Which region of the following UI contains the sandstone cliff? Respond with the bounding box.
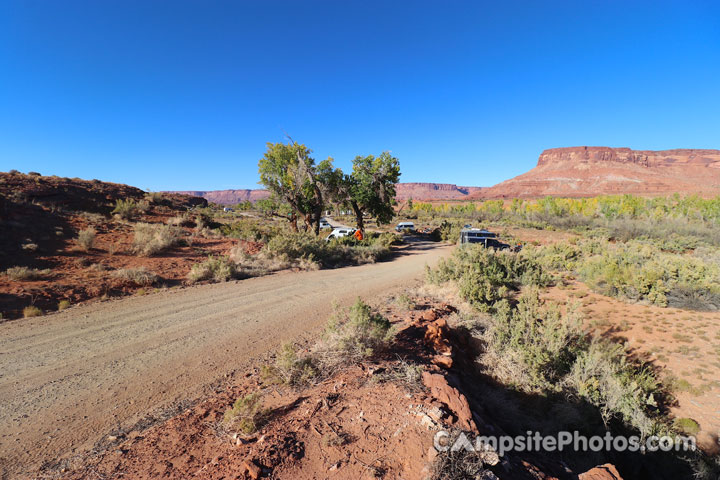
[475,146,720,199]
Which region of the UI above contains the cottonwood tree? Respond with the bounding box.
[333,152,401,233]
[258,140,336,233]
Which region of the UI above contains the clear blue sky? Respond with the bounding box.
[1,1,719,191]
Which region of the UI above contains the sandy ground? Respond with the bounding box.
[0,239,451,478]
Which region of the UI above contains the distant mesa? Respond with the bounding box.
[472,146,720,199]
[169,183,485,205]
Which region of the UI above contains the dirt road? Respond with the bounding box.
[0,240,450,477]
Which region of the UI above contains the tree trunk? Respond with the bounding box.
[289,212,298,232]
[351,201,364,233]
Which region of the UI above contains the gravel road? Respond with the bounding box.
[0,239,450,477]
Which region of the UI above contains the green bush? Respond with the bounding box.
[490,289,586,391]
[264,232,391,267]
[219,218,280,242]
[427,245,550,309]
[187,256,237,283]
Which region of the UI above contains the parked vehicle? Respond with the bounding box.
[319,219,332,229]
[458,228,511,250]
[326,227,356,241]
[395,221,415,232]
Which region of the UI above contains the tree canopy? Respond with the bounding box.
[258,140,400,234]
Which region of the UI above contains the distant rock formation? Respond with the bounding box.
[165,189,271,205]
[170,183,485,205]
[474,146,720,199]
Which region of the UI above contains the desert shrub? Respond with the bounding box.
[489,289,586,391]
[430,430,495,480]
[219,218,280,242]
[262,343,320,387]
[57,299,71,311]
[76,227,96,251]
[167,214,194,227]
[316,298,392,364]
[431,251,666,437]
[112,267,159,286]
[4,266,51,281]
[528,238,720,310]
[144,191,163,204]
[132,223,182,256]
[111,198,145,220]
[23,306,42,318]
[223,393,267,434]
[438,220,464,242]
[187,256,237,283]
[568,340,660,436]
[21,242,38,251]
[427,246,550,310]
[673,417,700,436]
[264,232,391,267]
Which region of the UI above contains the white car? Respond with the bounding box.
[319,219,332,229]
[326,227,356,241]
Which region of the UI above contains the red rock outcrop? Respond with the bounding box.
[474,146,720,199]
[579,463,624,480]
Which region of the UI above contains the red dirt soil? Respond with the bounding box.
[54,298,621,480]
[0,172,250,319]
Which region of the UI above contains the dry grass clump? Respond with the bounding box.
[132,223,182,256]
[4,266,51,281]
[262,299,391,388]
[23,306,43,318]
[261,343,320,388]
[76,227,96,251]
[167,214,194,227]
[223,393,268,434]
[57,299,71,311]
[315,298,393,364]
[112,198,149,220]
[112,267,159,286]
[187,256,237,283]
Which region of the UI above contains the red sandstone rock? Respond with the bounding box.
[421,371,477,433]
[578,463,623,480]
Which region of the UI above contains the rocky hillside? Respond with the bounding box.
[170,183,484,205]
[474,147,720,199]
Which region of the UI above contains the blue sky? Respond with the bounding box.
[1,1,719,191]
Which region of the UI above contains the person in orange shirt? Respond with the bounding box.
[354,229,364,241]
